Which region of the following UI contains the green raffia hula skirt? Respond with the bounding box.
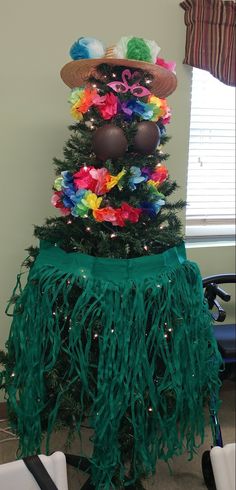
[5,241,221,488]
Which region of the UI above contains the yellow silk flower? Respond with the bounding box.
[70,100,84,121]
[106,169,126,191]
[82,192,102,210]
[147,179,159,189]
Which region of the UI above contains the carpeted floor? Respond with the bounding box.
[0,379,235,489]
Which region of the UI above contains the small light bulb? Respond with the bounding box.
[144,245,148,251]
[92,83,97,88]
[86,227,91,232]
[111,329,115,333]
[94,333,99,339]
[67,219,72,225]
[148,407,153,412]
[110,233,116,238]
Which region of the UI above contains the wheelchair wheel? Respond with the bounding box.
[202,450,216,489]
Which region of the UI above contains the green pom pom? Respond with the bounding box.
[126,37,152,63]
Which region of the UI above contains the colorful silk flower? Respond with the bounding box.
[129,166,147,190]
[93,203,141,227]
[156,57,176,74]
[51,164,168,226]
[140,197,165,218]
[93,93,118,120]
[69,87,98,121]
[150,164,169,186]
[68,84,171,124]
[128,164,168,190]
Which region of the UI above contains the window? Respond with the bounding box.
[186,68,235,240]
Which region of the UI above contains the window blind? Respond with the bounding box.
[186,68,235,238]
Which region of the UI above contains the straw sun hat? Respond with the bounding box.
[60,36,177,98]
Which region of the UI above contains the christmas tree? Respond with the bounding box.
[0,37,221,489]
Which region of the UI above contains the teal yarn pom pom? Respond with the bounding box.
[69,37,105,60]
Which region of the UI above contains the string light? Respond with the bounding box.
[148,407,153,412]
[112,72,116,78]
[94,333,99,339]
[86,227,91,232]
[111,329,115,333]
[10,372,15,378]
[67,219,72,225]
[143,245,148,251]
[110,233,117,238]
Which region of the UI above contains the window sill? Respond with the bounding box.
[185,237,235,249]
[185,223,235,248]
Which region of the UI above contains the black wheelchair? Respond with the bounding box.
[201,273,236,490]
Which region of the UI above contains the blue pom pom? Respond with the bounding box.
[69,37,105,60]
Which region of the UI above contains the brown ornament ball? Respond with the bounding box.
[133,121,161,155]
[92,124,128,161]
